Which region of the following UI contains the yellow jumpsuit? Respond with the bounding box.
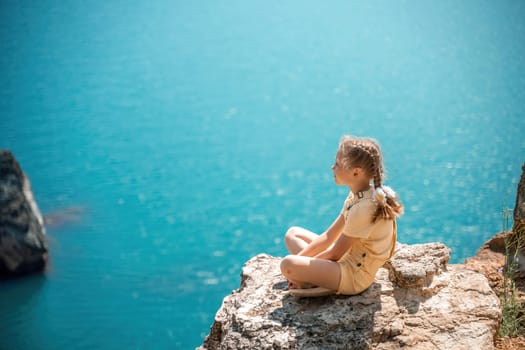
[336,187,397,295]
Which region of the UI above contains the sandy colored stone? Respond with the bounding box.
[199,243,501,350]
[464,232,525,350]
[384,242,450,288]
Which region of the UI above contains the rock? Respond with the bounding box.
[199,243,501,350]
[384,242,450,288]
[509,162,525,276]
[0,150,48,278]
[464,232,507,293]
[465,232,525,308]
[513,162,525,222]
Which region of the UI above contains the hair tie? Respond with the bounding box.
[382,185,396,198]
[373,186,396,205]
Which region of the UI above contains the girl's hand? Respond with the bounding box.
[315,235,356,261]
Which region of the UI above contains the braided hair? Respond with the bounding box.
[337,135,404,222]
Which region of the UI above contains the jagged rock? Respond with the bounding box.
[199,243,501,350]
[464,232,507,293]
[465,232,525,311]
[384,242,450,288]
[514,163,525,222]
[0,150,48,278]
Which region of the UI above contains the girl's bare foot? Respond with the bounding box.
[288,281,299,289]
[287,281,316,290]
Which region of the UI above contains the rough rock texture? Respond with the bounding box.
[465,164,525,350]
[514,163,525,222]
[504,162,525,277]
[199,243,501,350]
[465,232,508,294]
[0,150,48,278]
[384,242,450,288]
[465,233,525,350]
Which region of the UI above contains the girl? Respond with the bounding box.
[280,135,403,297]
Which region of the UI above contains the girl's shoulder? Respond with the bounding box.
[346,197,375,220]
[353,197,376,211]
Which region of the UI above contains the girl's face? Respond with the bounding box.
[331,152,369,189]
[332,162,356,186]
[331,153,353,186]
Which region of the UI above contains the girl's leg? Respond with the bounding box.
[280,255,341,291]
[284,226,319,254]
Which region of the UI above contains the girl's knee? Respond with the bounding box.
[284,226,300,244]
[280,255,295,277]
[285,226,298,238]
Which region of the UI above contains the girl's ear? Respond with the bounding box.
[353,167,363,177]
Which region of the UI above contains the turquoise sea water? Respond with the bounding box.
[1,1,524,349]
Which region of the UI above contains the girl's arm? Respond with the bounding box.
[297,214,345,257]
[315,234,356,261]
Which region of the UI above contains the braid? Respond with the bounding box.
[373,167,382,189]
[371,147,383,189]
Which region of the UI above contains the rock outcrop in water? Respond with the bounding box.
[0,150,48,278]
[199,243,501,350]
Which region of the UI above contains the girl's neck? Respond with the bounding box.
[350,183,371,195]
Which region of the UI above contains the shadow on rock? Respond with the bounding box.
[270,282,382,350]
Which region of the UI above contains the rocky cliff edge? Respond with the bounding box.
[199,243,501,350]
